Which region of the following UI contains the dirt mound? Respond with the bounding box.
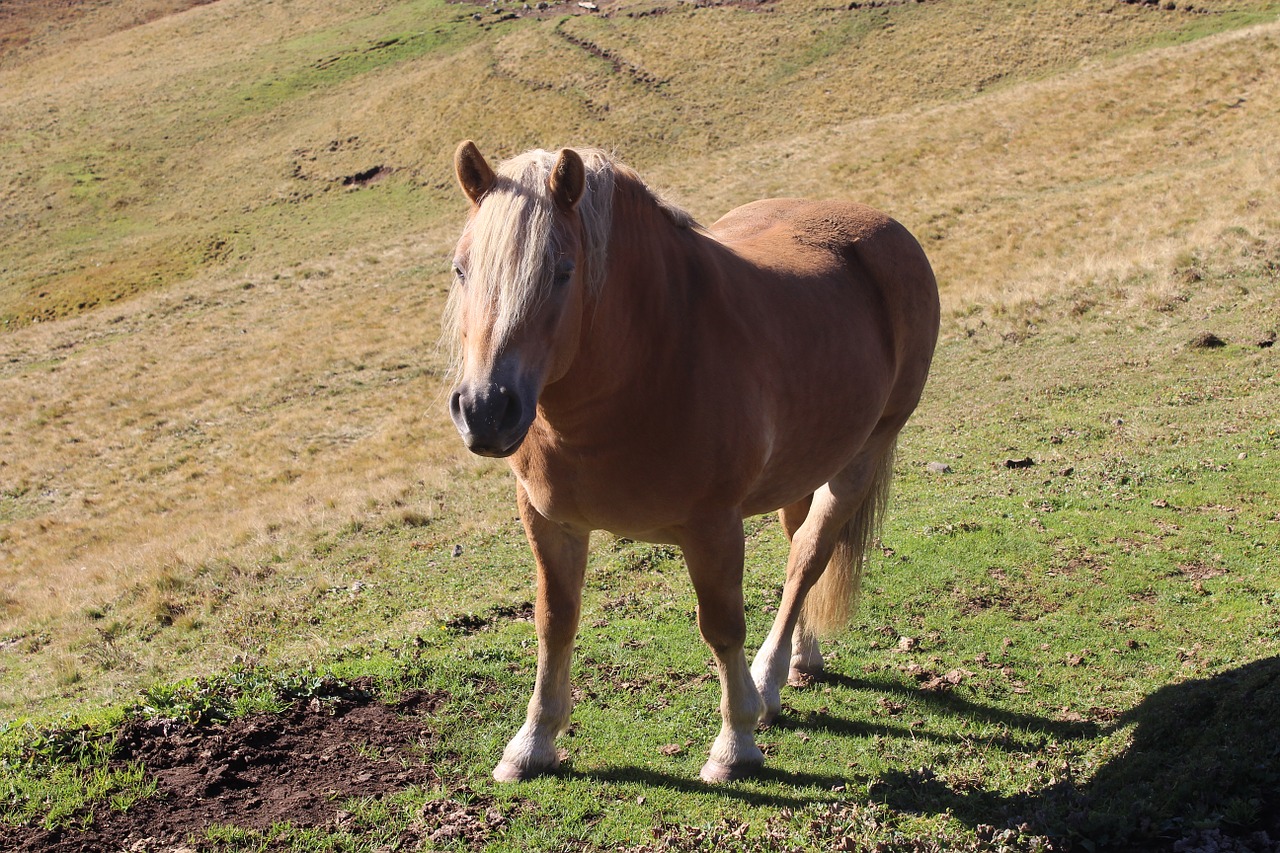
[5,686,445,852]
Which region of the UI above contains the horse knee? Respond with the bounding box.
[696,603,746,654]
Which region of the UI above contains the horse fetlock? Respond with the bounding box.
[750,644,789,722]
[750,669,781,724]
[756,687,781,726]
[788,635,824,686]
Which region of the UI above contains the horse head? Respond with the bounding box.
[447,141,592,457]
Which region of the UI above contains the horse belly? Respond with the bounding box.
[740,402,883,518]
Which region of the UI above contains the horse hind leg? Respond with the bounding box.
[751,442,896,722]
[773,495,825,685]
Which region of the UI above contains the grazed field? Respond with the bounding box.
[2,0,1279,850]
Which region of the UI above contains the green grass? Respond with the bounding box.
[224,6,479,120]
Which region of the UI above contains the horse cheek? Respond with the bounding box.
[545,292,584,385]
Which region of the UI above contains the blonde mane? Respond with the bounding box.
[447,148,696,359]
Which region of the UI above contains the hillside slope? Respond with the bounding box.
[1,0,1278,713]
[3,0,1277,326]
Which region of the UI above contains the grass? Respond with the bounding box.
[2,245,1276,849]
[1,0,1280,849]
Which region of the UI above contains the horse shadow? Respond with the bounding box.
[867,656,1280,849]
[567,658,1280,848]
[573,764,852,809]
[569,672,1103,809]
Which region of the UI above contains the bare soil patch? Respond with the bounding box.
[4,684,444,852]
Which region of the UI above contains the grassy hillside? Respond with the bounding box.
[1,0,1279,849]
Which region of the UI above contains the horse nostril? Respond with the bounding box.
[496,388,522,433]
[449,390,463,420]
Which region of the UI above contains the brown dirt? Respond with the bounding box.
[3,683,446,852]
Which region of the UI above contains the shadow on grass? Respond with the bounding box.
[771,672,1099,749]
[870,656,1280,849]
[561,671,1102,810]
[569,764,851,808]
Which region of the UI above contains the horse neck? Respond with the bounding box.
[543,180,719,412]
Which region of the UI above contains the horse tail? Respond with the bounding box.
[801,441,896,637]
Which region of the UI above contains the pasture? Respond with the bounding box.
[2,0,1279,849]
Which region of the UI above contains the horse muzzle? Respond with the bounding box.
[449,380,535,458]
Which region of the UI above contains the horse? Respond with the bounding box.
[446,141,939,783]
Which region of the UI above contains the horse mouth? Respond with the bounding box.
[461,426,529,459]
[458,420,527,458]
[449,378,537,459]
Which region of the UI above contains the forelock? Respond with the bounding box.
[453,149,616,349]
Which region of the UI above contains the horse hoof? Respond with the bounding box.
[700,758,763,784]
[787,666,821,688]
[493,758,555,782]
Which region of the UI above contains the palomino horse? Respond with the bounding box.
[447,141,939,783]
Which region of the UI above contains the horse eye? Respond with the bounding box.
[553,260,575,286]
[452,264,466,284]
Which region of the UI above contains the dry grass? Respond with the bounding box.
[653,15,1280,319]
[2,0,1279,711]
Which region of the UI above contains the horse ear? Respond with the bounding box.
[455,140,495,205]
[548,148,585,212]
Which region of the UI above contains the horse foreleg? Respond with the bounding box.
[680,513,766,783]
[493,483,590,782]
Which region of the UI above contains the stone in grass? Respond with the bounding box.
[926,461,953,474]
[1003,457,1035,469]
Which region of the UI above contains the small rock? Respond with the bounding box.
[1003,457,1035,469]
[926,461,952,474]
[1257,331,1276,348]
[452,544,463,558]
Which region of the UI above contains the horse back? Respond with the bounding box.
[710,197,939,392]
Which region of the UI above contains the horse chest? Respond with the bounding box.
[512,438,717,541]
